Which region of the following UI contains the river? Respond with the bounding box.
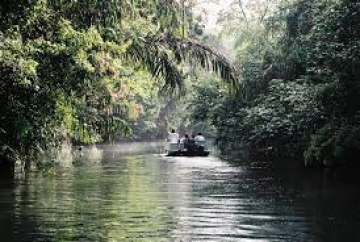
[1,143,360,241]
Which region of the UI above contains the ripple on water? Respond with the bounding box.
[2,145,357,241]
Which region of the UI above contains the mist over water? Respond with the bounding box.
[1,142,360,241]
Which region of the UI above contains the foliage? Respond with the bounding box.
[304,123,360,168]
[189,0,360,168]
[300,0,360,167]
[0,0,239,165]
[211,79,319,157]
[186,73,226,137]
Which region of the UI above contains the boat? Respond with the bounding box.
[167,149,210,157]
[166,142,210,157]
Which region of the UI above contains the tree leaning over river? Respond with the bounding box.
[0,0,239,166]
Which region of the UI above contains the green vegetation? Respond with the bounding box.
[188,0,360,168]
[1,0,360,170]
[0,0,236,167]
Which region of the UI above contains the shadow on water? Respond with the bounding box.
[0,162,16,241]
[0,142,360,241]
[223,153,360,242]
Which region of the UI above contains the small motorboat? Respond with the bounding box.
[166,142,210,157]
[167,149,210,157]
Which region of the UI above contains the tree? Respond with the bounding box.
[0,0,239,166]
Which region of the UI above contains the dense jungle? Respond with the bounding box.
[1,0,360,171]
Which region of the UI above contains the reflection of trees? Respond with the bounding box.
[13,154,176,241]
[8,149,360,241]
[0,174,17,241]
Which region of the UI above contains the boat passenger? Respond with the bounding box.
[194,133,206,151]
[186,134,196,151]
[181,133,190,150]
[167,129,180,143]
[194,132,205,142]
[167,129,180,151]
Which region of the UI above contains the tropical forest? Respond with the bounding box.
[1,0,360,241]
[1,0,359,169]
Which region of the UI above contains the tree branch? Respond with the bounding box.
[238,0,248,25]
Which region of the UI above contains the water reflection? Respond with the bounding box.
[0,143,360,241]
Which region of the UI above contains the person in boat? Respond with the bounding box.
[194,133,206,151]
[181,133,190,150]
[186,133,196,151]
[167,129,180,151]
[168,129,179,143]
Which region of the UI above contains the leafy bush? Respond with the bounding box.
[215,79,319,157]
[214,0,360,167]
[305,123,360,167]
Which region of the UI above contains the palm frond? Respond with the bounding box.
[158,34,241,92]
[128,38,184,95]
[126,29,240,95]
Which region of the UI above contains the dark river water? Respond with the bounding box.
[1,143,360,241]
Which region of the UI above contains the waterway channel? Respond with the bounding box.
[0,143,360,241]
